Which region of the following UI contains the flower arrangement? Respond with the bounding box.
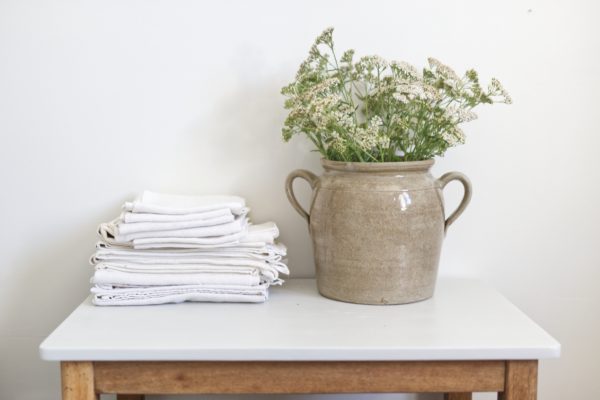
[281,28,511,162]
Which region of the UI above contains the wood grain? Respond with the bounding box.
[444,393,473,400]
[116,395,145,400]
[498,360,538,400]
[94,361,504,394]
[61,362,97,400]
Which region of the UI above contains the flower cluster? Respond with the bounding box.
[281,28,511,162]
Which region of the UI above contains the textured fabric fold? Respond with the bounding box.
[115,214,236,236]
[91,241,286,265]
[92,283,269,306]
[121,208,235,223]
[92,269,261,287]
[93,259,288,282]
[127,222,277,250]
[100,216,248,243]
[124,191,247,215]
[93,241,286,258]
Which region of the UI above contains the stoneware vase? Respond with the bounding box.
[285,159,472,305]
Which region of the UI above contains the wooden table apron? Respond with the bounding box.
[60,359,538,400]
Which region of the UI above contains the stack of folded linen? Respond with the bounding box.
[90,191,288,306]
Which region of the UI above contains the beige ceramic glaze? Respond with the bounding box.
[285,159,472,305]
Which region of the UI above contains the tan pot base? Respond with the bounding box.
[317,287,434,306]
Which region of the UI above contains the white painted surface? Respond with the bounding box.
[1,0,599,399]
[39,278,560,361]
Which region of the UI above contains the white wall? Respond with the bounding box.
[1,0,598,399]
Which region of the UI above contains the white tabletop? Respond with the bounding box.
[39,278,560,361]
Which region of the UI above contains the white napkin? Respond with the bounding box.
[92,269,261,287]
[99,217,249,244]
[91,248,284,265]
[124,191,247,215]
[115,214,235,236]
[130,222,280,249]
[121,208,235,223]
[92,283,268,306]
[94,261,286,283]
[131,229,248,249]
[94,241,287,258]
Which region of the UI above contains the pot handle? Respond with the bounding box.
[437,172,472,233]
[285,169,319,224]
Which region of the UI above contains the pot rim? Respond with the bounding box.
[321,158,434,172]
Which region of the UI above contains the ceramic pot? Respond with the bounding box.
[285,159,471,305]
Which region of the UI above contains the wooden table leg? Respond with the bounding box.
[445,394,472,400]
[117,396,145,400]
[498,360,538,400]
[61,362,98,400]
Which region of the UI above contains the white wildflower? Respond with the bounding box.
[391,61,421,79]
[340,49,355,64]
[489,78,512,104]
[442,127,466,146]
[428,57,459,80]
[397,83,426,101]
[351,127,378,151]
[377,135,391,149]
[315,27,334,45]
[442,131,458,146]
[422,84,440,101]
[393,92,408,103]
[331,136,346,153]
[359,55,388,70]
[445,105,478,123]
[373,78,397,95]
[390,114,403,126]
[455,127,466,143]
[307,77,339,97]
[309,44,320,59]
[368,115,383,130]
[460,109,477,122]
[336,111,355,129]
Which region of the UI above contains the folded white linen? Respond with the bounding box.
[130,222,279,250]
[124,191,247,215]
[90,245,286,265]
[95,262,265,274]
[121,208,236,223]
[94,261,287,283]
[92,250,283,265]
[99,216,249,244]
[92,269,261,287]
[94,241,287,258]
[92,283,268,306]
[131,229,248,249]
[114,214,235,236]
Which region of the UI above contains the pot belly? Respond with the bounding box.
[310,187,445,304]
